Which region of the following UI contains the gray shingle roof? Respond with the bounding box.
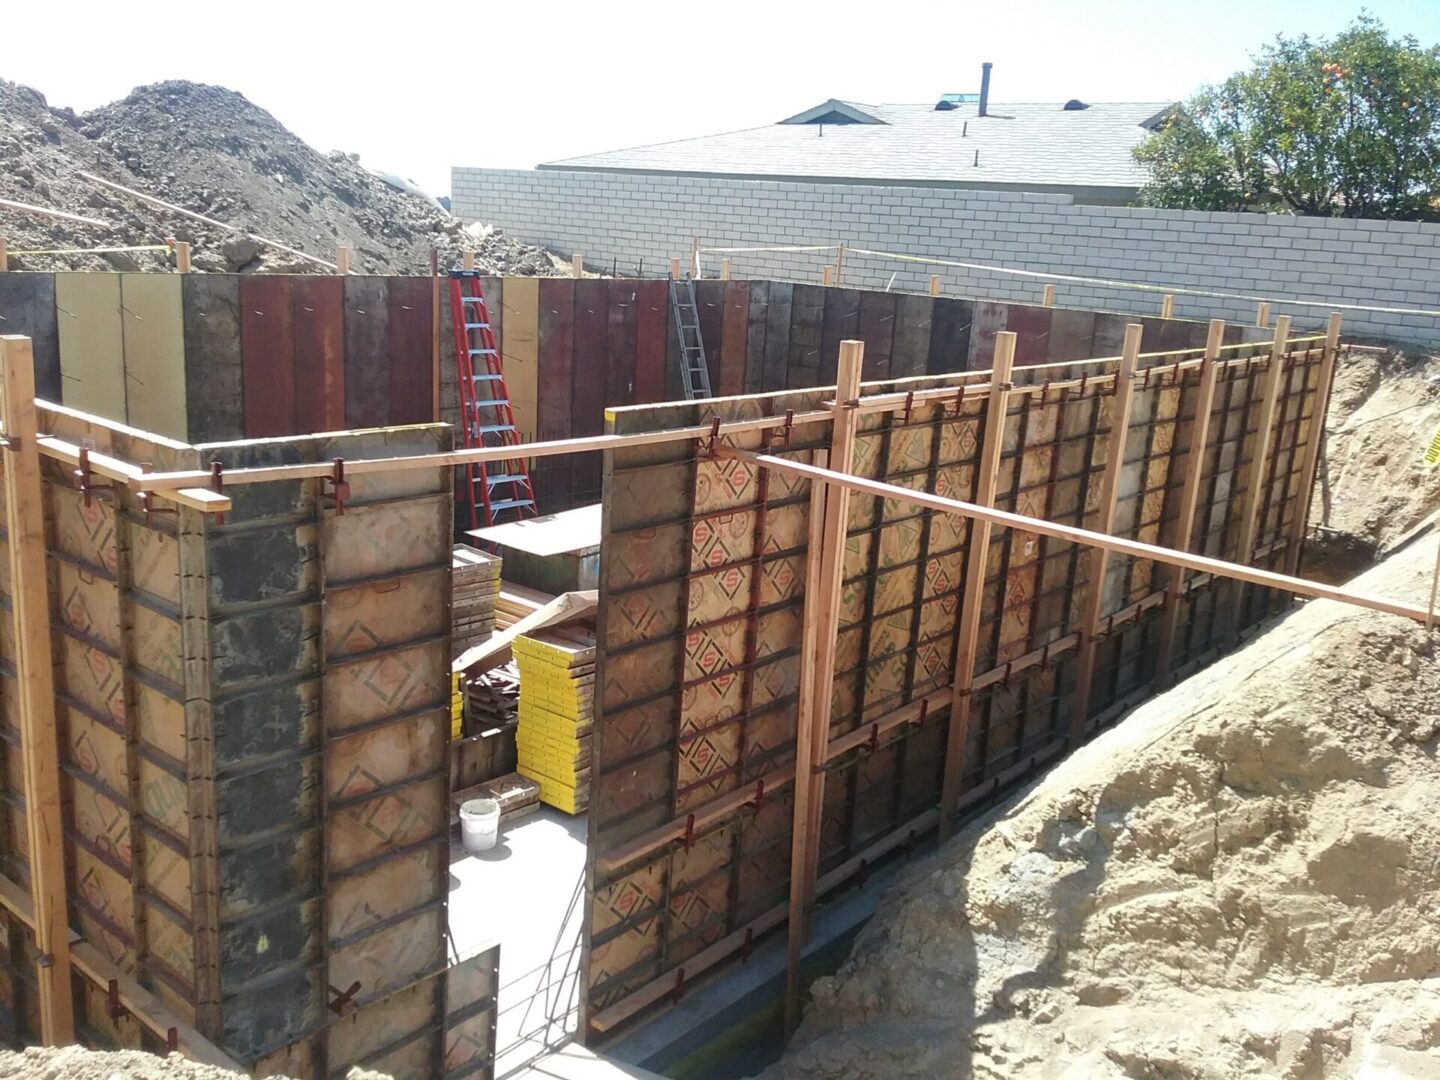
[540,101,1172,192]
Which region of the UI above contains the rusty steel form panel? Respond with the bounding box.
[585,332,1333,1039]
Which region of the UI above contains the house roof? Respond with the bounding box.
[540,100,1173,193]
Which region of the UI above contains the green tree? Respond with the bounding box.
[1134,15,1440,220]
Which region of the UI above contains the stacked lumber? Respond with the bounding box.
[495,582,554,632]
[452,545,502,656]
[514,627,595,814]
[450,772,541,828]
[467,662,520,733]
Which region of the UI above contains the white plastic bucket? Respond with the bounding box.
[460,798,501,854]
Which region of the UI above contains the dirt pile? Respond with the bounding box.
[773,537,1440,1079]
[0,1046,396,1079]
[0,78,564,275]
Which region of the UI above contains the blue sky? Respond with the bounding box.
[5,0,1437,197]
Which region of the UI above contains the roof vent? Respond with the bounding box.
[934,99,959,111]
[1063,99,1090,111]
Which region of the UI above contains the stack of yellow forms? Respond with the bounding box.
[514,626,595,813]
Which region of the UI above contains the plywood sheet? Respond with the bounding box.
[633,280,669,404]
[182,274,244,442]
[0,272,61,401]
[744,282,769,394]
[571,280,608,502]
[56,272,125,421]
[240,275,296,437]
[292,275,345,435]
[695,280,725,393]
[890,295,934,378]
[762,282,792,391]
[388,276,433,426]
[501,276,539,442]
[120,274,187,438]
[718,282,749,396]
[345,276,390,428]
[535,280,575,508]
[605,280,638,409]
[820,287,862,385]
[928,298,972,375]
[786,284,824,389]
[857,290,895,379]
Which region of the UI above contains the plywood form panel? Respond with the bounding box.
[718,282,749,397]
[534,280,575,510]
[571,280,609,503]
[292,276,345,435]
[633,280,669,404]
[240,275,296,438]
[694,280,726,395]
[890,295,934,378]
[120,274,187,439]
[927,298,972,375]
[820,288,861,386]
[743,282,769,394]
[182,275,244,443]
[344,277,390,429]
[501,277,540,442]
[856,291,895,380]
[786,285,824,389]
[605,280,638,410]
[387,276,433,426]
[0,273,61,401]
[761,282,792,391]
[56,272,125,421]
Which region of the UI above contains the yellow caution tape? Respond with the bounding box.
[1423,424,1440,467]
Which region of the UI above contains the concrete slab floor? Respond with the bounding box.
[449,805,588,1078]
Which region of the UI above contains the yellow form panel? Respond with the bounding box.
[119,275,187,439]
[502,276,540,442]
[56,272,125,422]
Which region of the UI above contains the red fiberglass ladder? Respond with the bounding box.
[448,270,537,530]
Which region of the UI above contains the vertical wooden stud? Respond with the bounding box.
[1256,301,1270,328]
[1160,293,1175,319]
[1284,312,1343,577]
[1069,323,1142,741]
[1042,283,1056,308]
[784,339,864,1035]
[572,254,584,279]
[669,257,681,280]
[1155,318,1225,686]
[174,240,192,274]
[691,238,700,279]
[929,274,941,297]
[1224,314,1291,643]
[721,258,731,281]
[835,243,846,287]
[938,330,1016,841]
[463,251,476,271]
[0,335,75,1043]
[336,246,351,275]
[822,266,833,287]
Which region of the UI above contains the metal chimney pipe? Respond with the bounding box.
[979,62,992,117]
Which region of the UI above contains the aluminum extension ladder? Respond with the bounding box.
[668,276,713,400]
[448,270,538,530]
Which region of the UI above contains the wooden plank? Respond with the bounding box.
[762,282,792,391]
[0,273,60,401]
[344,276,390,429]
[938,331,1015,841]
[743,282,769,394]
[388,276,434,426]
[819,287,860,386]
[632,280,668,404]
[182,275,243,443]
[605,280,638,410]
[535,280,575,509]
[1153,319,1224,687]
[56,272,125,422]
[293,275,346,435]
[1069,323,1141,737]
[927,298,972,375]
[786,284,824,389]
[856,290,895,380]
[1,335,75,1042]
[1285,313,1343,577]
[240,275,296,438]
[120,274,187,439]
[718,282,749,397]
[571,280,608,503]
[890,295,934,378]
[502,277,541,442]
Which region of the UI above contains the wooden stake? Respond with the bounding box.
[938,330,1016,841]
[1069,323,1142,741]
[1256,301,1270,328]
[822,266,833,287]
[0,336,75,1043]
[1042,283,1056,308]
[1285,312,1343,578]
[174,240,192,274]
[784,339,864,1035]
[572,254,584,279]
[1160,293,1175,319]
[929,274,941,297]
[721,258,731,281]
[1428,540,1440,631]
[669,257,681,280]
[336,245,351,275]
[691,237,700,278]
[1155,319,1225,686]
[463,250,476,271]
[835,243,846,287]
[1,237,11,271]
[1225,315,1291,641]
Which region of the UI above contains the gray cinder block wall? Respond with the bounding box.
[451,167,1440,345]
